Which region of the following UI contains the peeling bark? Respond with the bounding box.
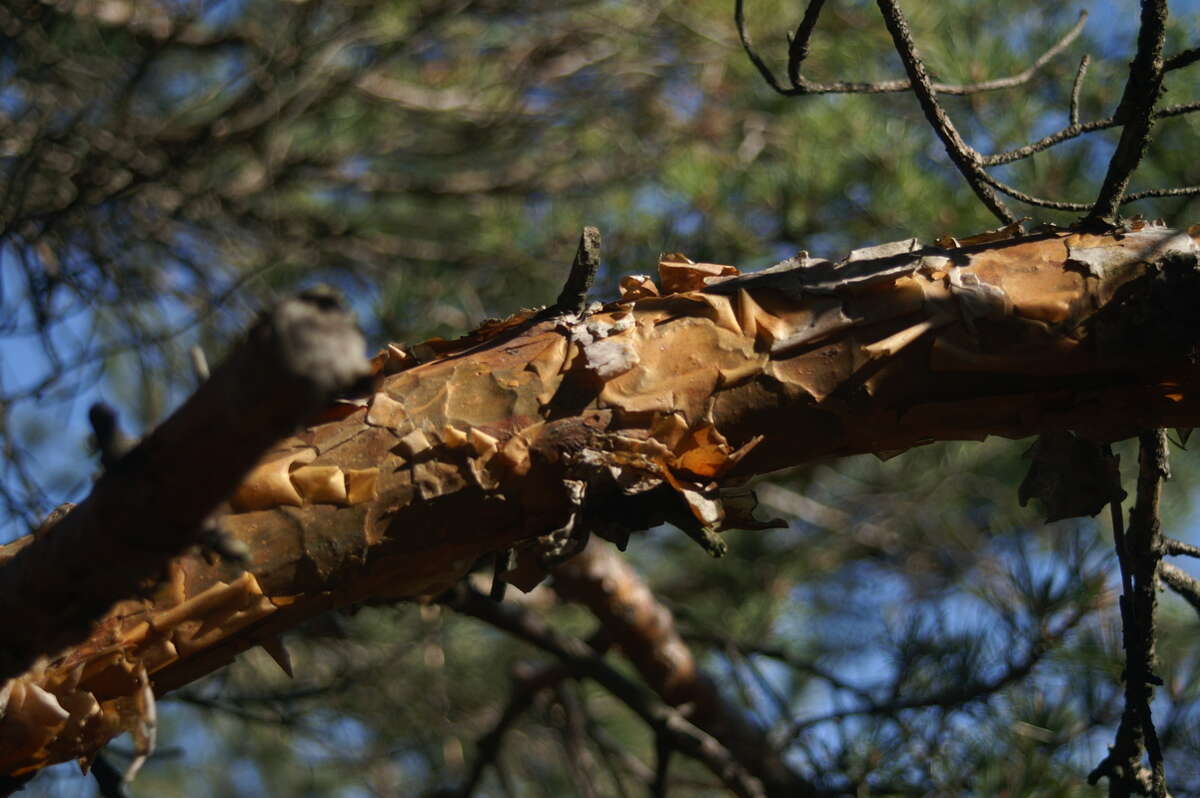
[3,224,1200,776]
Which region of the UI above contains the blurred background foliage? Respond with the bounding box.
[4,0,1200,795]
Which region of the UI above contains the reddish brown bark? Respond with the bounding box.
[2,225,1200,776]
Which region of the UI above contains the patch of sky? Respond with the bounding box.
[669,207,704,239]
[230,758,268,796]
[523,86,557,115]
[632,183,689,220]
[189,0,250,31]
[0,82,23,118]
[292,714,373,764]
[662,76,703,123]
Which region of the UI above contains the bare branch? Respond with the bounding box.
[446,585,769,798]
[1164,46,1200,72]
[874,0,1014,223]
[785,0,827,89]
[1088,0,1168,222]
[1070,54,1090,128]
[982,101,1200,167]
[1091,430,1170,797]
[735,2,1085,97]
[1163,538,1200,559]
[1161,562,1200,613]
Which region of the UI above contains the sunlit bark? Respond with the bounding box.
[3,225,1200,776]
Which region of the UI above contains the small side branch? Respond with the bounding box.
[1070,54,1090,128]
[446,585,768,798]
[785,0,827,89]
[1161,562,1200,614]
[874,0,1013,224]
[1087,0,1168,223]
[1164,46,1200,72]
[1091,430,1170,798]
[735,1,1085,98]
[0,288,370,682]
[553,227,602,316]
[1163,538,1200,559]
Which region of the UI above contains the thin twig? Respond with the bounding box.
[1163,538,1200,559]
[1070,54,1090,127]
[781,605,1087,738]
[652,734,672,798]
[456,665,564,797]
[735,3,1086,97]
[786,0,827,89]
[445,585,768,798]
[984,100,1200,166]
[1164,46,1200,72]
[1088,0,1168,222]
[1161,562,1200,614]
[1091,431,1169,797]
[1122,185,1200,202]
[874,0,1014,223]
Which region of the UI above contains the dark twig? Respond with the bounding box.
[553,227,602,315]
[1161,562,1200,614]
[1090,431,1169,798]
[781,604,1088,738]
[87,403,136,472]
[456,662,570,798]
[1163,538,1200,559]
[874,0,1014,223]
[975,172,1091,212]
[1070,54,1090,128]
[652,734,673,798]
[785,0,827,89]
[1164,46,1200,72]
[736,2,1086,97]
[90,754,129,798]
[490,547,518,602]
[1087,0,1168,223]
[983,100,1200,166]
[445,585,768,798]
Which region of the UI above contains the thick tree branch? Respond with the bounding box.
[4,227,1200,775]
[0,287,369,683]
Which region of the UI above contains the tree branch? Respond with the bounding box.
[446,585,768,798]
[551,540,814,797]
[0,287,370,683]
[4,228,1200,775]
[1091,430,1170,797]
[1087,0,1168,223]
[874,0,1014,223]
[735,2,1085,98]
